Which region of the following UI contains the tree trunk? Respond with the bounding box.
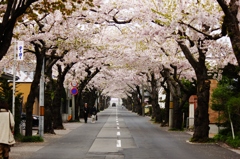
[75,67,100,120]
[132,92,139,113]
[52,84,64,129]
[178,40,210,141]
[160,68,183,130]
[0,25,14,61]
[25,79,40,137]
[52,63,75,129]
[150,72,162,122]
[217,0,240,67]
[0,0,37,61]
[75,92,80,121]
[25,53,43,136]
[173,98,183,129]
[99,95,104,111]
[163,87,170,126]
[192,80,210,142]
[135,85,143,115]
[44,105,54,133]
[123,96,132,110]
[44,86,55,134]
[78,91,83,119]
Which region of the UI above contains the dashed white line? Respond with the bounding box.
[117,140,121,147]
[116,110,121,148]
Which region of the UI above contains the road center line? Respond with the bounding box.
[117,140,121,147]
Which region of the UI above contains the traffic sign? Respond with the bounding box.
[71,81,78,87]
[71,87,78,95]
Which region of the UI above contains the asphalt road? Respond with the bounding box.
[11,106,240,159]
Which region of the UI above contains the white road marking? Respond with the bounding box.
[117,132,120,136]
[117,140,121,147]
[117,126,120,129]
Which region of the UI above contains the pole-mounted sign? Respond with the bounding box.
[17,41,24,60]
[71,87,78,95]
[71,81,78,87]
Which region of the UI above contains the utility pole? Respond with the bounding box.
[12,41,24,117]
[12,40,17,117]
[169,93,173,129]
[72,95,75,120]
[142,85,145,116]
[39,57,45,137]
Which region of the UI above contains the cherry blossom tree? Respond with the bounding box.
[217,0,240,67]
[53,0,239,141]
[7,0,96,135]
[149,0,237,141]
[2,0,240,142]
[0,0,38,61]
[93,0,236,140]
[0,0,92,61]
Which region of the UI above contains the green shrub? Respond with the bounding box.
[218,128,231,136]
[214,132,240,148]
[213,134,227,142]
[226,136,240,148]
[149,107,152,116]
[169,128,184,131]
[14,133,24,142]
[21,136,44,142]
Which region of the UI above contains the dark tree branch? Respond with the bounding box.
[179,21,223,40]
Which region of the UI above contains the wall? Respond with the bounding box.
[16,82,39,115]
[209,79,219,124]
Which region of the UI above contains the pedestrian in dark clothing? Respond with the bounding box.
[96,107,99,121]
[83,103,89,123]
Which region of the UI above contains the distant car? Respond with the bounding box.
[21,113,39,128]
[112,103,116,107]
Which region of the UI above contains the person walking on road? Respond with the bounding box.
[90,106,98,123]
[0,98,15,159]
[83,103,89,123]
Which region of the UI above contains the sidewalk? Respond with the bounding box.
[11,122,83,159]
[187,130,240,154]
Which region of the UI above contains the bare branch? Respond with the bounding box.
[179,21,223,40]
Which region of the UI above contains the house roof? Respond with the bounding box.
[15,71,33,82]
[0,72,19,80]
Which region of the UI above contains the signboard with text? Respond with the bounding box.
[17,41,24,60]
